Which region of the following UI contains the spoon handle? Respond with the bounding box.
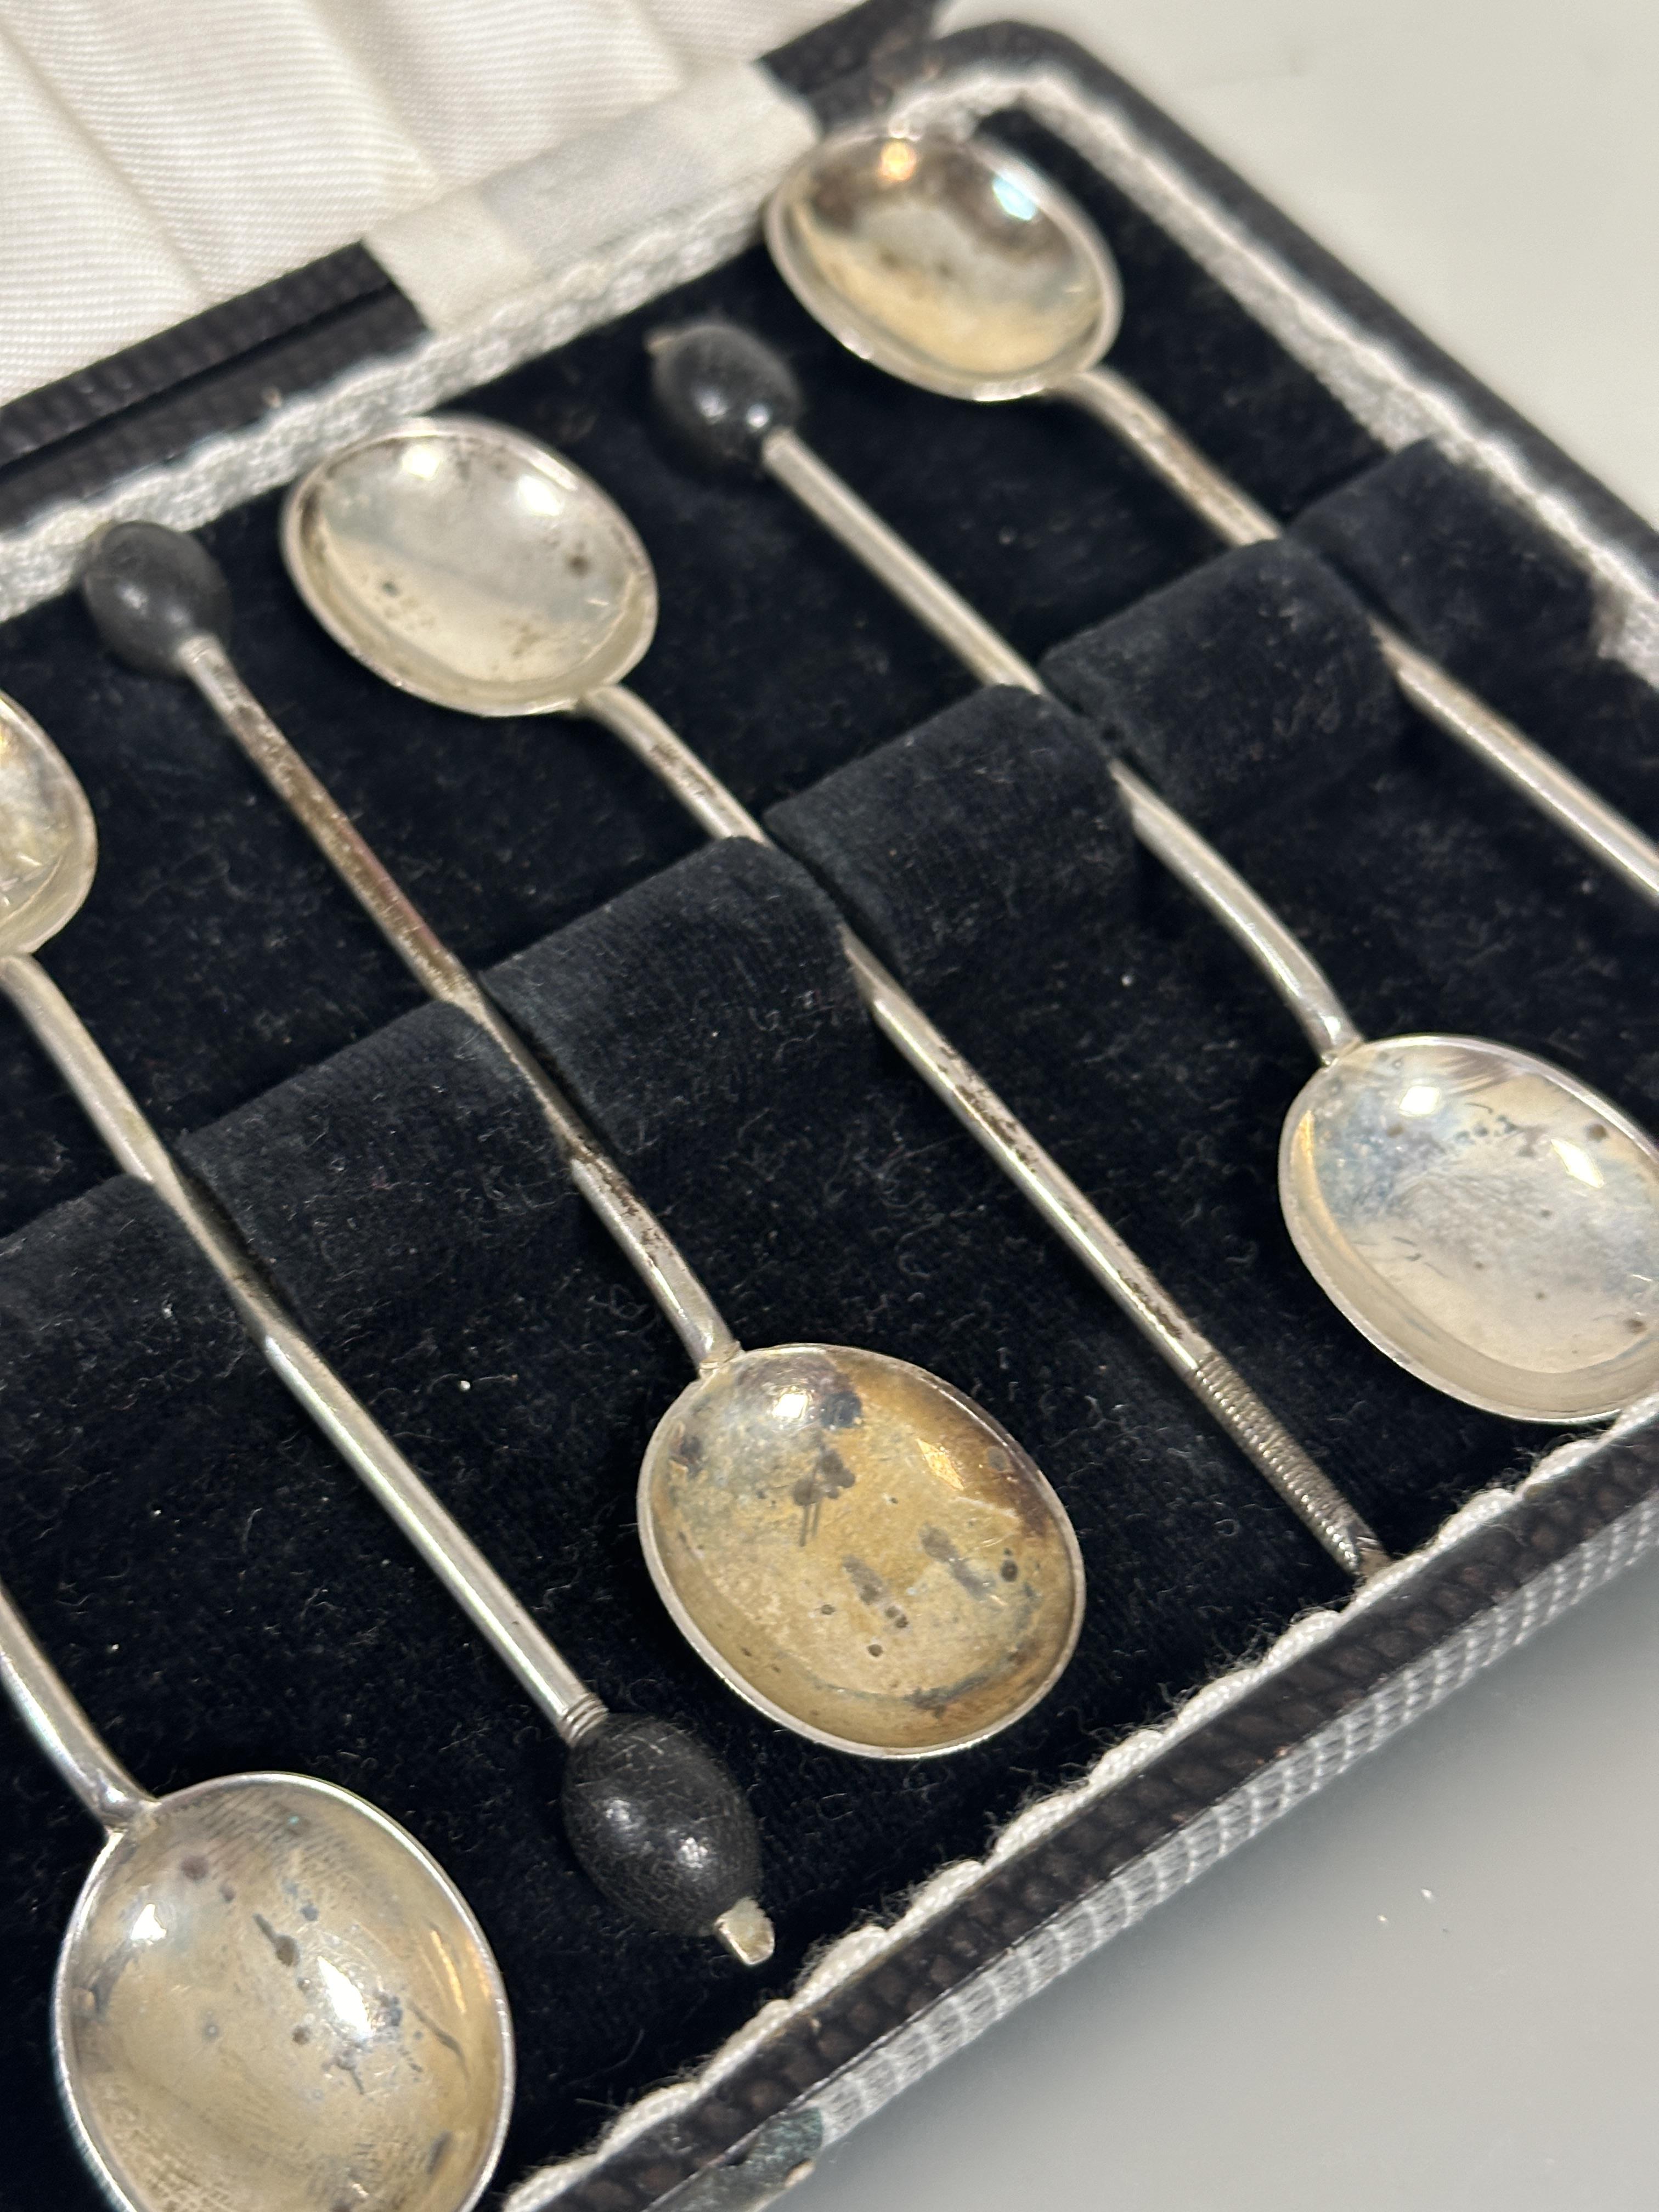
[582,687,1385,1580]
[177,634,737,1373]
[761,427,1363,1064]
[1110,765,1363,1064]
[1059,364,1659,908]
[0,950,603,1748]
[766,426,1040,692]
[0,1572,151,1832]
[1370,622,1659,905]
[1059,364,1280,549]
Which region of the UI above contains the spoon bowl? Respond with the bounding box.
[1280,1035,1659,1420]
[58,1770,511,2212]
[0,692,97,956]
[765,124,1120,402]
[283,417,657,714]
[640,1344,1084,1756]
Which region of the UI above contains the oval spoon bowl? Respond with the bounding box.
[283,417,657,714]
[1280,1035,1659,1421]
[55,1772,512,2212]
[640,1344,1085,1757]
[0,691,97,957]
[766,125,1120,402]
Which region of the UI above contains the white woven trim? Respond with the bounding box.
[506,1387,1659,2208]
[885,63,1659,689]
[0,63,815,624]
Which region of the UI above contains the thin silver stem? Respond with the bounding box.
[1371,622,1659,905]
[585,684,766,841]
[0,1573,152,1832]
[764,429,1045,692]
[579,689,1384,1576]
[1110,765,1363,1063]
[1058,365,1659,906]
[179,634,736,1372]
[1058,364,1280,549]
[0,951,606,1747]
[761,426,1360,1063]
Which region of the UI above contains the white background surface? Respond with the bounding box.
[795,4,1659,2207]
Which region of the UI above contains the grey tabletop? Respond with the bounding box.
[796,3,1659,2205]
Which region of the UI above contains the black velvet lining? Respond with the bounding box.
[768,685,1137,1003]
[1294,438,1597,669]
[1041,538,1406,831]
[2,80,1658,2210]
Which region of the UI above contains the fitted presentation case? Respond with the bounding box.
[1,4,1656,2205]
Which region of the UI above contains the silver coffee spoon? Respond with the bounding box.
[0,1571,510,2211]
[765,122,1659,909]
[646,324,1659,1425]
[256,416,1384,1579]
[80,520,1087,1760]
[0,687,771,1960]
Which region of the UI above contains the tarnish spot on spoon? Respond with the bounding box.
[55,1773,510,2212]
[639,1344,1082,1756]
[767,126,1120,401]
[0,694,97,959]
[1280,1035,1659,1420]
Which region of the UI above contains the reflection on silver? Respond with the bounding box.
[0,702,97,949]
[1282,1037,1659,1420]
[638,1345,1084,1757]
[57,1774,512,2212]
[288,426,1096,1750]
[285,420,656,716]
[766,126,1118,402]
[0,1570,511,2212]
[723,308,1659,1424]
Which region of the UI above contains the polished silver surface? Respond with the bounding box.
[0,1574,512,2212]
[768,124,1659,906]
[746,394,1659,1424]
[1282,1035,1659,1420]
[765,122,1120,403]
[285,413,1381,1582]
[638,1344,1085,1758]
[283,416,656,713]
[0,685,97,958]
